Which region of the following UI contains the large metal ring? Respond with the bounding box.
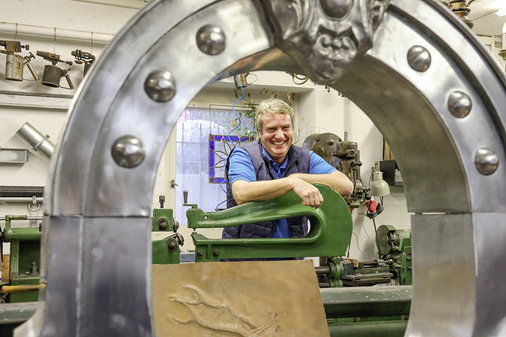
[18,0,506,336]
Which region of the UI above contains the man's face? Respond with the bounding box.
[259,112,294,164]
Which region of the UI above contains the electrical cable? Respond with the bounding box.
[349,232,365,254]
[372,217,381,259]
[226,74,246,147]
[246,73,258,85]
[215,74,246,211]
[215,199,227,211]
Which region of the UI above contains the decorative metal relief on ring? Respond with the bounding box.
[264,0,390,84]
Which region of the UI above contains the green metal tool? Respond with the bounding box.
[151,197,184,265]
[323,286,411,337]
[376,225,412,285]
[187,184,353,262]
[1,215,41,303]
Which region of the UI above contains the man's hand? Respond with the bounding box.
[232,177,325,209]
[289,176,324,208]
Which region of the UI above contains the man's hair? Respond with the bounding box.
[255,98,295,133]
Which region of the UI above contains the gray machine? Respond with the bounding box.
[11,0,506,336]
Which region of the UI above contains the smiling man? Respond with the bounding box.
[222,98,353,239]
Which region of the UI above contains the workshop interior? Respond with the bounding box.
[0,0,505,336]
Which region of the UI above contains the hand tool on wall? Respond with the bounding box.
[36,51,74,89]
[1,40,38,81]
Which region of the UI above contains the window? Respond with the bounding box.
[175,107,254,224]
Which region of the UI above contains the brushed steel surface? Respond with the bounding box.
[410,213,506,337]
[79,217,153,336]
[20,0,506,336]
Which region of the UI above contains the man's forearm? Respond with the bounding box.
[231,171,352,207]
[232,176,327,208]
[231,178,296,204]
[289,171,354,196]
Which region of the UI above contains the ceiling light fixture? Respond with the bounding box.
[497,7,506,17]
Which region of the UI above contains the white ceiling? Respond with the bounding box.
[468,0,506,36]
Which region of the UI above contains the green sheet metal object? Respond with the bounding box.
[376,225,412,285]
[2,216,41,242]
[376,225,410,256]
[321,285,411,318]
[1,216,41,303]
[327,320,408,337]
[151,208,182,264]
[0,302,38,335]
[152,236,181,264]
[188,184,353,261]
[151,208,176,232]
[323,286,411,337]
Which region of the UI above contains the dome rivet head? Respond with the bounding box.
[196,25,226,55]
[407,46,431,72]
[448,91,472,118]
[144,70,176,102]
[111,135,146,168]
[475,148,499,175]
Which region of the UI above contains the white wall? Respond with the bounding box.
[0,0,138,252]
[0,0,137,194]
[0,0,411,261]
[478,35,506,71]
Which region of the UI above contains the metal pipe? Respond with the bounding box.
[3,227,42,242]
[315,266,331,274]
[328,320,408,337]
[16,122,55,159]
[0,197,43,203]
[0,21,113,43]
[0,216,43,221]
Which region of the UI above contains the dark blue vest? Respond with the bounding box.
[222,141,310,239]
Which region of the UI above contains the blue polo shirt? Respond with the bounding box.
[228,146,336,238]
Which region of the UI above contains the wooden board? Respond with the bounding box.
[2,255,10,283]
[152,260,330,337]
